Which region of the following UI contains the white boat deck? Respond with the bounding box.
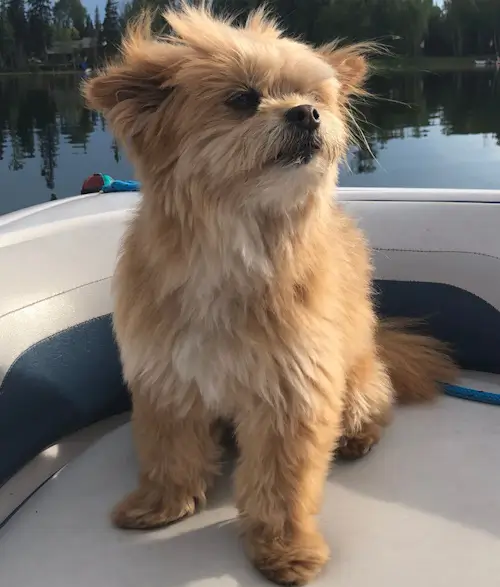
[1,378,499,586]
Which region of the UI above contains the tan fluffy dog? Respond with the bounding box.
[84,5,457,585]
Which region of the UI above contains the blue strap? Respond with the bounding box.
[443,383,500,406]
[101,179,141,193]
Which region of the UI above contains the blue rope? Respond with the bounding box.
[443,383,500,406]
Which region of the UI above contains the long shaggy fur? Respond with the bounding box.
[84,4,457,585]
[377,318,458,404]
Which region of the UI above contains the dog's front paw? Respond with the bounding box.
[111,484,198,530]
[246,527,330,586]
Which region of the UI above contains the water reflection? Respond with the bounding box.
[0,74,131,214]
[344,69,500,187]
[1,75,92,184]
[0,69,499,215]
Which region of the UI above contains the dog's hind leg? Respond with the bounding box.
[111,382,221,530]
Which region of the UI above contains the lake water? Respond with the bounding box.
[0,69,499,216]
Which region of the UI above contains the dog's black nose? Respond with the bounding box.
[285,104,320,131]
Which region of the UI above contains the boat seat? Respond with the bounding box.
[0,314,130,487]
[0,194,137,486]
[0,370,499,587]
[3,274,500,486]
[1,190,500,585]
[3,190,500,487]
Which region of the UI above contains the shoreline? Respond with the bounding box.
[0,57,496,77]
[375,56,498,72]
[0,70,84,77]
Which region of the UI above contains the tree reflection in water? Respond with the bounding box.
[0,69,499,212]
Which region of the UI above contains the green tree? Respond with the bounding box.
[7,0,27,66]
[102,0,121,53]
[26,0,52,57]
[0,0,16,69]
[482,0,500,55]
[444,0,476,56]
[94,4,100,31]
[53,0,87,40]
[398,0,434,57]
[83,13,94,36]
[0,0,499,70]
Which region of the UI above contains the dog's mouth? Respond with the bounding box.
[275,132,323,167]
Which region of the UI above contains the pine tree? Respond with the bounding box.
[70,0,86,38]
[94,5,101,42]
[53,0,87,39]
[102,0,120,54]
[0,0,16,69]
[26,0,52,57]
[7,0,27,66]
[83,13,94,37]
[7,0,26,47]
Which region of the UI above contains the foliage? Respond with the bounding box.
[53,0,88,39]
[27,0,52,55]
[102,0,121,53]
[211,0,500,58]
[0,0,499,71]
[0,0,16,69]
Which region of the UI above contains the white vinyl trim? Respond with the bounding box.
[0,279,113,386]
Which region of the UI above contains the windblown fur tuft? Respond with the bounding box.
[377,319,459,405]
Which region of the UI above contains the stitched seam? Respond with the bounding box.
[0,314,113,397]
[3,250,497,393]
[0,276,112,321]
[375,248,500,263]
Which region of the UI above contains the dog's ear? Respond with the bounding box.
[84,56,174,115]
[83,16,182,133]
[316,42,372,97]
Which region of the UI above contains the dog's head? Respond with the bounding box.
[84,5,370,213]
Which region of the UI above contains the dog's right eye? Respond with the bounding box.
[226,89,261,113]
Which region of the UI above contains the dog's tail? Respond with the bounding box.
[376,319,458,404]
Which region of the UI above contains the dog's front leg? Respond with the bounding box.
[111,383,221,530]
[234,395,341,586]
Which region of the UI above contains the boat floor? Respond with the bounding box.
[0,371,499,586]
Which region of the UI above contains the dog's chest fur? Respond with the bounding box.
[167,221,313,413]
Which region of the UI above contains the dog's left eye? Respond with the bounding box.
[226,89,261,112]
